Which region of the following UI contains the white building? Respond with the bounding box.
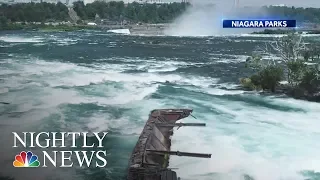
[0,0,186,5]
[83,0,132,5]
[83,0,93,4]
[142,0,163,3]
[0,0,31,3]
[0,0,68,4]
[0,0,15,4]
[137,0,188,4]
[272,4,286,7]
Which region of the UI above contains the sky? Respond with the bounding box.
[161,0,320,8]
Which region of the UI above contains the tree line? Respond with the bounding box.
[0,2,69,22]
[2,2,320,29]
[2,2,320,23]
[0,1,190,25]
[72,1,189,23]
[0,2,69,29]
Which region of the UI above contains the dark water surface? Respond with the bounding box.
[0,30,320,180]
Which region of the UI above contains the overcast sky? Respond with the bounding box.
[161,0,320,8]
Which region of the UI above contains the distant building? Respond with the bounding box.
[0,0,30,3]
[0,0,15,4]
[44,0,60,3]
[83,0,132,5]
[83,0,93,5]
[82,0,184,5]
[136,0,189,4]
[0,0,68,4]
[87,22,97,25]
[271,4,286,7]
[0,0,186,5]
[137,0,164,4]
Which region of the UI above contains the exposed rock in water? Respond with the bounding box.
[244,174,255,180]
[286,88,320,102]
[244,84,320,103]
[149,40,160,44]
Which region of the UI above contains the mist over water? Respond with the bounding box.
[164,3,270,36]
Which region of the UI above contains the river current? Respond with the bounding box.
[0,30,320,180]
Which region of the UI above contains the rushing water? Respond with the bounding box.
[0,30,320,180]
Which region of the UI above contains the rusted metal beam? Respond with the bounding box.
[156,123,206,127]
[146,149,211,158]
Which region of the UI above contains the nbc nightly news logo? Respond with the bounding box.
[12,132,108,168]
[223,19,297,28]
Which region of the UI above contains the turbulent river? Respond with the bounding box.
[0,30,320,180]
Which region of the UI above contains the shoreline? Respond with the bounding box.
[252,29,320,35]
[0,23,169,35]
[2,23,320,36]
[240,85,320,103]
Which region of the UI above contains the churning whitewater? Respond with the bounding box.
[0,31,320,180]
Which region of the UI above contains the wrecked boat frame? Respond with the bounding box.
[127,109,211,180]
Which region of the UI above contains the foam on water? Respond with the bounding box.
[1,32,320,180]
[204,88,244,96]
[0,36,43,43]
[0,88,9,94]
[168,94,320,180]
[20,59,211,88]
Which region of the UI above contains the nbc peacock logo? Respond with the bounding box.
[13,151,40,167]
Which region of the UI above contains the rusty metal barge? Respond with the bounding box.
[127,109,211,180]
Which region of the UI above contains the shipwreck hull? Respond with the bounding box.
[127,109,196,180]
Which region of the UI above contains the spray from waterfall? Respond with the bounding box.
[164,0,271,36]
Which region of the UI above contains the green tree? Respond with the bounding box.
[243,56,284,92]
[299,67,320,94]
[243,33,320,98]
[258,66,283,92]
[0,2,69,23]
